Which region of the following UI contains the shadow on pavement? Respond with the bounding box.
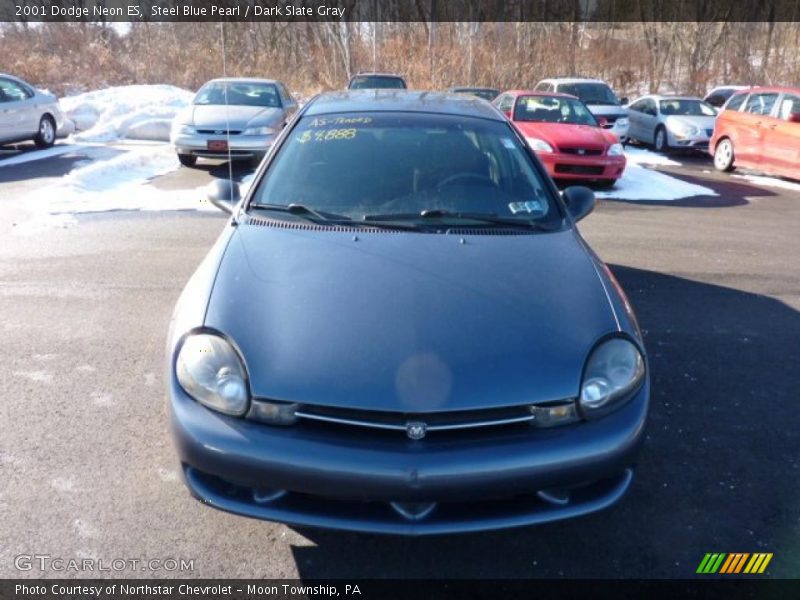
[287,266,800,578]
[0,144,125,184]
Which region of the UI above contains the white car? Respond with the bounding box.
[534,78,630,142]
[0,73,68,149]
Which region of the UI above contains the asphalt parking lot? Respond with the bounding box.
[0,145,798,578]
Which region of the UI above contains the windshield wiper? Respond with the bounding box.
[361,209,559,231]
[250,203,421,231]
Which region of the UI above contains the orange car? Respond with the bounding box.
[710,86,800,180]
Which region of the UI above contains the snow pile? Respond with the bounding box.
[595,147,717,201]
[61,85,194,143]
[12,145,214,233]
[733,173,800,193]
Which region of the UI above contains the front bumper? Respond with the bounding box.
[668,129,712,150]
[169,378,649,535]
[539,154,626,182]
[171,132,275,159]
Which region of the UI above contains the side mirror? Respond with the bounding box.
[789,112,800,124]
[562,186,596,222]
[206,179,241,215]
[596,116,608,127]
[619,97,629,105]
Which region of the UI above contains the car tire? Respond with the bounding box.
[654,126,669,153]
[596,179,617,190]
[713,138,735,172]
[178,154,197,167]
[33,115,56,149]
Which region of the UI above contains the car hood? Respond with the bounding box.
[184,105,283,130]
[515,122,614,149]
[664,115,717,129]
[204,224,619,413]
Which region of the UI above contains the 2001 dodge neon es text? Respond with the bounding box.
[166,90,650,535]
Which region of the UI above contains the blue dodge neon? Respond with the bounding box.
[167,90,649,535]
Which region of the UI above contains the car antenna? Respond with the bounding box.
[220,22,235,206]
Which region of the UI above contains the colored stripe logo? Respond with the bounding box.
[696,553,773,574]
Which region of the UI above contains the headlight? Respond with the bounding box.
[579,337,645,416]
[172,123,194,135]
[525,137,554,153]
[669,122,699,137]
[176,333,250,416]
[608,143,624,156]
[242,126,275,136]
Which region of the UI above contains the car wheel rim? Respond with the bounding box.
[40,119,54,143]
[715,141,731,168]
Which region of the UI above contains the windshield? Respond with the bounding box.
[659,99,716,116]
[194,82,281,108]
[251,112,558,225]
[559,83,618,105]
[514,95,598,126]
[349,76,406,90]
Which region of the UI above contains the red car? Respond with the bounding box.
[493,91,626,187]
[710,86,800,180]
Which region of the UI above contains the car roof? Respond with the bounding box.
[350,72,405,79]
[541,78,609,85]
[643,94,705,101]
[505,90,578,99]
[304,90,505,121]
[205,77,280,85]
[730,85,800,95]
[449,86,499,91]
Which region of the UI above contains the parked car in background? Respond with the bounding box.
[710,86,800,180]
[170,78,298,167]
[626,95,717,152]
[347,72,407,90]
[704,85,749,108]
[0,73,68,149]
[168,90,649,535]
[534,78,629,142]
[494,90,626,188]
[448,86,501,101]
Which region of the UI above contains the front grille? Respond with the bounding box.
[554,164,605,175]
[559,147,604,156]
[294,403,536,436]
[196,129,242,135]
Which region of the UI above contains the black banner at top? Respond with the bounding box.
[2,0,800,22]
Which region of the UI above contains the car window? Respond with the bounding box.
[494,94,513,112]
[629,99,648,113]
[348,76,406,90]
[0,79,32,101]
[743,93,779,116]
[194,82,281,108]
[513,95,598,126]
[724,92,748,112]
[778,94,800,120]
[659,99,716,116]
[534,82,550,92]
[557,82,618,105]
[252,112,557,223]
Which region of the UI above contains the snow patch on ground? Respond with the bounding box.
[12,144,215,233]
[733,173,800,193]
[624,146,682,167]
[61,85,193,142]
[597,163,717,201]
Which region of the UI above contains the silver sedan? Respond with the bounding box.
[0,73,68,149]
[170,78,298,167]
[626,95,718,152]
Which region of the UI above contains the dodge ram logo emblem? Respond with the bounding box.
[406,421,427,440]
